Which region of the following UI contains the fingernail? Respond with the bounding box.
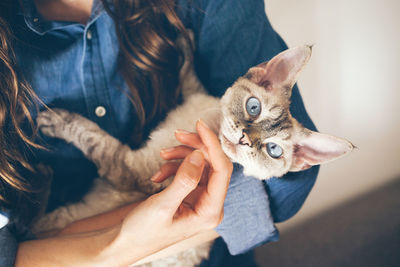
[151,171,162,182]
[161,147,174,154]
[175,129,190,135]
[197,119,210,129]
[189,150,204,167]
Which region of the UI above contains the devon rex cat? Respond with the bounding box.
[34,45,353,266]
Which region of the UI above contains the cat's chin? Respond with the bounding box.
[219,133,238,159]
[220,134,267,180]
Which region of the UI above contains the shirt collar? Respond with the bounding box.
[20,0,104,36]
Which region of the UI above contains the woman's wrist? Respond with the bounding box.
[57,202,141,237]
[97,225,145,266]
[89,225,127,266]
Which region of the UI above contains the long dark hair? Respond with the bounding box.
[0,17,41,205]
[102,0,189,144]
[0,0,188,204]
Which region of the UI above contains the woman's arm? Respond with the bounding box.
[50,126,229,264]
[16,226,120,267]
[54,196,219,266]
[56,202,141,237]
[53,200,220,266]
[15,120,231,266]
[55,203,220,266]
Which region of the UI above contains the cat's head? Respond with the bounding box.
[219,45,353,179]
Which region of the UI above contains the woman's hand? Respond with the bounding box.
[154,119,233,227]
[103,119,233,265]
[16,120,232,267]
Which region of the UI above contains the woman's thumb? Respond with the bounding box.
[157,150,205,211]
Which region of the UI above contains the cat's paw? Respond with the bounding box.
[36,109,76,138]
[32,207,73,235]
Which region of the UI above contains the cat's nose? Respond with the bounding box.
[239,132,252,147]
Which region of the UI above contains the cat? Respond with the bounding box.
[33,44,353,266]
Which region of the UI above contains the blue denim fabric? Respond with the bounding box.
[1,0,318,264]
[0,225,18,267]
[216,164,279,254]
[0,210,35,267]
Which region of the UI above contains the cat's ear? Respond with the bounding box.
[290,130,354,171]
[248,45,312,91]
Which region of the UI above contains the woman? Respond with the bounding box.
[0,0,319,266]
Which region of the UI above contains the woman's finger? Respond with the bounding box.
[196,120,228,172]
[160,145,194,160]
[196,120,232,206]
[151,162,180,183]
[156,150,205,212]
[174,130,204,150]
[174,130,213,162]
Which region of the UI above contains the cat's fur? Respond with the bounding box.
[33,45,353,267]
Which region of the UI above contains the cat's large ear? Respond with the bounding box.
[290,129,354,171]
[247,45,312,91]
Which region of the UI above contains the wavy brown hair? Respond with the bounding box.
[0,17,41,205]
[103,0,189,144]
[0,0,189,204]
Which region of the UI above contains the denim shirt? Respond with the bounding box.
[0,0,319,265]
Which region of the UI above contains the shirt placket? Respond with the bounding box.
[80,19,118,137]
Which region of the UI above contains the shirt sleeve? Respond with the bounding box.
[215,164,279,255]
[0,225,19,267]
[181,0,319,254]
[0,210,36,266]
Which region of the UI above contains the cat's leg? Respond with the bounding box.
[32,179,112,233]
[33,198,96,234]
[37,109,164,194]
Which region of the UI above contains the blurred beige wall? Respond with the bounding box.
[265,0,400,230]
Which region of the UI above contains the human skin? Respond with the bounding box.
[56,128,225,238]
[34,0,94,24]
[16,120,231,266]
[51,127,226,265]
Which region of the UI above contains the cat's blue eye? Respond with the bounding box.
[266,142,283,158]
[246,97,261,117]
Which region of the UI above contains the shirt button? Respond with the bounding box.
[95,106,106,117]
[86,30,92,40]
[33,17,39,23]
